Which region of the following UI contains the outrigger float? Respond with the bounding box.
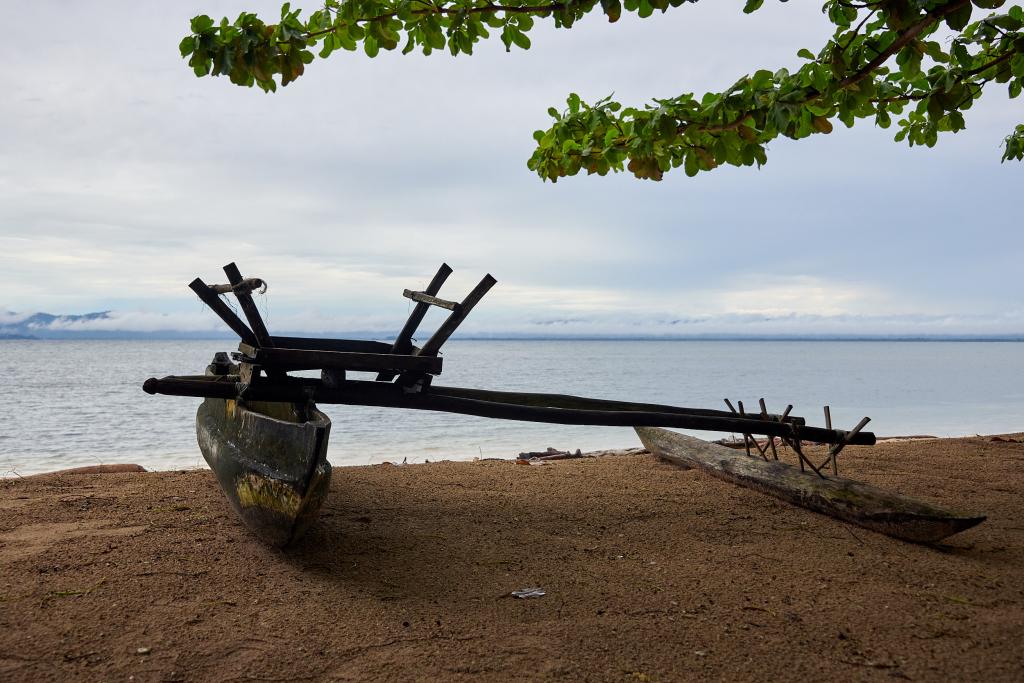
[143,263,985,546]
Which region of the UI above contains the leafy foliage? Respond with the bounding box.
[180,1,1024,180]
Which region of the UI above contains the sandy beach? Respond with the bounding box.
[1,435,1022,681]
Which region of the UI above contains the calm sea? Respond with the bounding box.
[1,339,1021,475]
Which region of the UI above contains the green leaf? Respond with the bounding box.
[364,36,379,58]
[510,29,531,51]
[190,15,214,33]
[1011,55,1024,79]
[683,152,698,176]
[944,4,972,31]
[750,69,774,90]
[600,0,622,23]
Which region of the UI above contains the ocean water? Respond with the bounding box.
[1,339,1022,475]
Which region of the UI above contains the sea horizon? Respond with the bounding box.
[2,338,1022,476]
[4,334,1024,342]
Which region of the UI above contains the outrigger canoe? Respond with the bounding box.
[195,354,331,547]
[143,262,984,547]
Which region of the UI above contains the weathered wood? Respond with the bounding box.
[824,405,836,475]
[223,263,273,348]
[378,263,452,381]
[209,278,264,295]
[142,375,874,445]
[238,362,260,385]
[271,336,396,354]
[417,274,497,357]
[392,264,453,355]
[759,398,779,460]
[242,347,443,375]
[429,386,805,425]
[196,396,331,547]
[188,278,259,347]
[403,289,460,311]
[635,427,985,544]
[819,416,872,471]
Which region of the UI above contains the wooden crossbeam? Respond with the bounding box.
[240,345,443,375]
[209,279,264,295]
[403,289,460,311]
[271,336,395,354]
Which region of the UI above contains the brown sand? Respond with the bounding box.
[1,435,1022,682]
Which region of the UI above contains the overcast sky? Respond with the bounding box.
[1,1,1021,337]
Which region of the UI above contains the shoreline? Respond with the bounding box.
[2,434,1022,680]
[5,431,1021,480]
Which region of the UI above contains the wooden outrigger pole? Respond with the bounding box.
[142,262,984,546]
[144,374,870,445]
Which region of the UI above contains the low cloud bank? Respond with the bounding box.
[3,308,1022,339]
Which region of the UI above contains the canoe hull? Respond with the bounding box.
[636,427,985,544]
[197,397,332,547]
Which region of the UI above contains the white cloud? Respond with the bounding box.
[705,275,889,317]
[0,310,30,325]
[0,1,1021,331]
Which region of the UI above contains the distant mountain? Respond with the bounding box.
[0,310,394,340]
[0,311,229,340]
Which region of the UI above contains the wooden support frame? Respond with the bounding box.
[817,416,871,472]
[188,278,259,347]
[391,264,453,355]
[223,263,273,348]
[824,405,836,475]
[759,398,780,461]
[786,435,824,478]
[416,274,497,357]
[724,398,753,458]
[377,264,453,381]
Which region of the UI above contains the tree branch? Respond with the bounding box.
[305,2,572,40]
[836,0,970,89]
